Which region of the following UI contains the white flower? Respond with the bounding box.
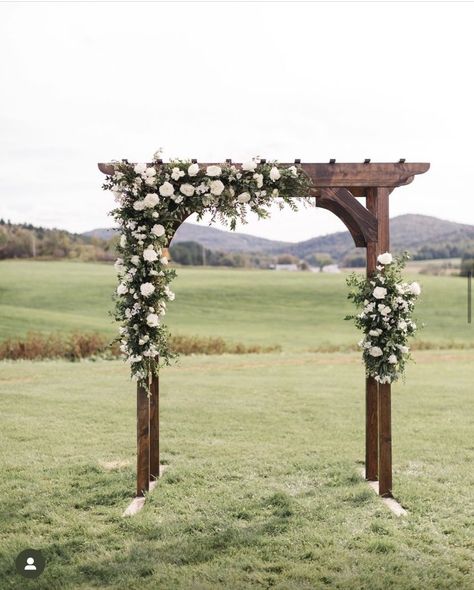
[369,329,381,337]
[171,195,184,204]
[140,283,155,297]
[269,166,281,181]
[151,224,165,237]
[146,313,160,327]
[134,163,147,175]
[133,200,146,211]
[160,256,168,265]
[144,167,156,178]
[398,320,407,331]
[237,192,251,204]
[129,355,142,364]
[388,354,398,364]
[164,285,175,301]
[377,252,393,265]
[253,173,264,188]
[120,235,127,248]
[242,161,257,172]
[143,246,158,262]
[272,189,279,197]
[378,305,391,316]
[117,283,128,295]
[114,257,124,271]
[206,165,221,177]
[143,193,159,208]
[369,346,383,357]
[288,165,298,177]
[188,163,199,176]
[210,180,225,196]
[159,181,174,197]
[398,345,409,353]
[373,286,387,299]
[410,282,421,296]
[171,167,185,181]
[130,255,140,266]
[180,183,195,197]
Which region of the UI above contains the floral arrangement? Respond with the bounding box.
[102,151,312,389]
[346,252,421,384]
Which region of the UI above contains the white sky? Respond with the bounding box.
[1,1,473,242]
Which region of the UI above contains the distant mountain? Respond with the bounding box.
[83,215,474,262]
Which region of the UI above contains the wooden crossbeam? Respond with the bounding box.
[98,162,429,189]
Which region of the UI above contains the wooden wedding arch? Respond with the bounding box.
[98,160,429,507]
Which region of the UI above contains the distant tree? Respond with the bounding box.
[305,252,334,270]
[277,254,299,265]
[341,253,366,268]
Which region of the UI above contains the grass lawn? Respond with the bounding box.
[1,351,473,589]
[0,261,472,350]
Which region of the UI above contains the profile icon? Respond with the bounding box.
[15,549,45,579]
[24,556,37,571]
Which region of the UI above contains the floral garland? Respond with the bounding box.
[102,151,312,389]
[346,253,421,384]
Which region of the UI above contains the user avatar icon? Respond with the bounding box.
[24,557,37,571]
[15,549,45,579]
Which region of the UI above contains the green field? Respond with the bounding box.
[0,260,473,589]
[0,260,472,349]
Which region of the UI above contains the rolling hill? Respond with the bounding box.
[84,214,474,261]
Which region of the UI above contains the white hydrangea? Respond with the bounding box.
[410,282,421,296]
[171,167,185,181]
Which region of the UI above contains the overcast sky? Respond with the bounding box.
[1,1,473,242]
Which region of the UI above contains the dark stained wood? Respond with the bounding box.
[365,187,391,494]
[149,374,160,479]
[317,187,377,247]
[98,162,429,189]
[378,383,392,496]
[137,384,150,496]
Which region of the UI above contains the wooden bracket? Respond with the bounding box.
[316,187,378,247]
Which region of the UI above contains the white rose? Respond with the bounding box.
[140,283,155,297]
[188,163,199,176]
[398,345,409,353]
[116,283,128,295]
[143,246,158,262]
[134,163,147,175]
[146,313,160,328]
[410,282,421,296]
[210,180,225,196]
[144,167,156,177]
[388,354,398,364]
[120,235,127,248]
[237,192,251,204]
[369,346,383,357]
[133,200,146,211]
[171,195,184,204]
[159,181,174,197]
[206,165,221,177]
[373,286,387,299]
[171,167,185,181]
[180,183,195,197]
[114,257,124,271]
[369,329,380,337]
[242,161,257,172]
[160,256,168,265]
[143,193,159,208]
[130,255,140,266]
[377,252,393,265]
[288,165,298,177]
[398,320,407,330]
[253,173,264,188]
[151,224,165,237]
[269,166,281,181]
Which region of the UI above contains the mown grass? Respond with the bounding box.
[0,351,473,589]
[0,260,472,351]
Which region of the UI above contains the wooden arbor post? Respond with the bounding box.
[98,160,429,500]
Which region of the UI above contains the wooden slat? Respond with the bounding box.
[98,162,429,188]
[136,384,150,497]
[365,377,379,480]
[149,374,160,479]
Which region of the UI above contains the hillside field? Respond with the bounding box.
[0,260,473,588]
[0,260,472,350]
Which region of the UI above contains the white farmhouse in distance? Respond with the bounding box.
[322,264,341,274]
[274,264,299,272]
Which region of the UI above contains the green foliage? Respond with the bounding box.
[0,219,115,261]
[346,253,420,383]
[305,252,334,269]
